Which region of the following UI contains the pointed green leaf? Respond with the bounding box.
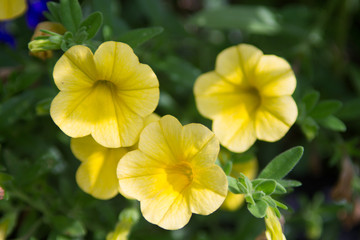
[228,176,242,194]
[247,199,268,218]
[273,199,288,210]
[46,2,61,23]
[254,179,276,195]
[277,179,302,188]
[273,182,287,194]
[252,191,266,200]
[258,146,304,180]
[300,117,319,141]
[60,0,83,33]
[117,27,164,48]
[189,6,280,35]
[80,12,103,40]
[302,91,320,113]
[310,100,342,119]
[239,173,253,191]
[0,173,13,183]
[319,115,346,132]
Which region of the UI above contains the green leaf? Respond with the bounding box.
[302,91,320,113]
[252,191,266,200]
[239,173,253,191]
[223,161,233,175]
[319,115,346,132]
[117,27,164,48]
[0,173,13,183]
[277,179,302,188]
[46,2,61,23]
[300,117,319,141]
[228,176,242,194]
[254,179,276,195]
[60,0,83,33]
[0,92,34,131]
[258,146,304,180]
[338,99,360,121]
[80,12,103,40]
[273,199,288,210]
[189,6,280,35]
[273,182,287,194]
[51,216,86,237]
[310,100,342,119]
[247,199,268,218]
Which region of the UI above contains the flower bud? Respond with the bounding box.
[29,21,66,60]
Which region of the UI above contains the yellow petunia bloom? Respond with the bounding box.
[194,44,297,153]
[117,115,228,230]
[50,41,159,148]
[221,157,258,211]
[0,0,27,21]
[265,207,286,240]
[71,114,160,200]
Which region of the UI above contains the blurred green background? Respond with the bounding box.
[1,0,360,239]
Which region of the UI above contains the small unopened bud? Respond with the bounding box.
[106,208,140,240]
[265,207,286,240]
[29,22,66,60]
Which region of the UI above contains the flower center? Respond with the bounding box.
[93,80,117,91]
[165,162,194,192]
[238,85,262,114]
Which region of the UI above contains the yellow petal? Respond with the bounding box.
[215,44,262,85]
[53,45,97,91]
[255,96,298,141]
[71,135,107,162]
[189,165,228,215]
[50,90,96,138]
[182,123,219,168]
[231,157,258,179]
[0,0,26,20]
[76,147,128,200]
[254,55,296,97]
[117,150,167,200]
[141,190,191,230]
[138,115,182,164]
[194,71,243,118]
[94,41,139,83]
[213,109,256,153]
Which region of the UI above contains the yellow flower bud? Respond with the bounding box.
[265,207,286,240]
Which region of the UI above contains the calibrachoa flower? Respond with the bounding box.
[221,157,257,211]
[71,114,160,200]
[50,41,159,148]
[117,115,228,230]
[265,207,286,240]
[194,44,297,152]
[0,0,27,21]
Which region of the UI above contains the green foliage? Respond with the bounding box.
[117,27,164,48]
[258,146,304,179]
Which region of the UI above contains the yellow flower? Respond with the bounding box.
[0,0,27,21]
[117,115,228,230]
[221,157,258,211]
[71,114,160,200]
[194,44,297,152]
[265,207,286,240]
[50,41,159,148]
